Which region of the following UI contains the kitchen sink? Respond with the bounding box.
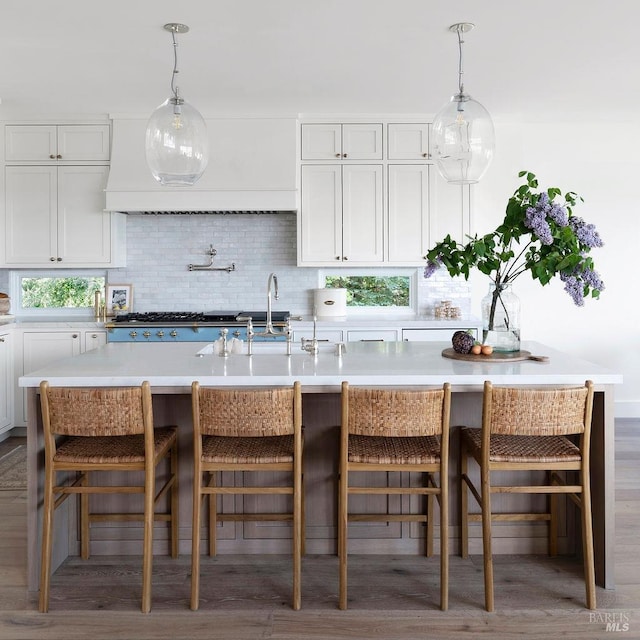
[196,341,336,356]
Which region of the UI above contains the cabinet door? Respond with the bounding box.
[84,330,107,352]
[0,332,11,432]
[430,170,471,245]
[57,166,111,264]
[342,165,384,263]
[347,329,398,342]
[5,124,110,162]
[5,125,57,162]
[4,166,58,264]
[299,165,342,264]
[301,124,342,160]
[301,123,383,160]
[402,328,478,341]
[388,165,429,264]
[387,123,429,160]
[17,331,82,426]
[57,125,110,161]
[341,124,383,159]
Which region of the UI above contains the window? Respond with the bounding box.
[11,271,105,316]
[322,269,417,314]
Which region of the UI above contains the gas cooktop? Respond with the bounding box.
[111,311,291,324]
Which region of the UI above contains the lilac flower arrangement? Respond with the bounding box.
[424,170,604,317]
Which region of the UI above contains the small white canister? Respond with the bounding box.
[314,288,347,318]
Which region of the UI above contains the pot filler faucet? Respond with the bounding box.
[247,272,292,354]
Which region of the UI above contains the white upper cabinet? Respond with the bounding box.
[301,123,383,160]
[298,118,470,267]
[387,123,430,160]
[387,164,430,263]
[4,165,121,267]
[5,124,110,162]
[299,164,383,265]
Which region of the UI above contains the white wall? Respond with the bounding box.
[472,121,640,417]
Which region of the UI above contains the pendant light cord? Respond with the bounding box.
[170,29,181,102]
[457,26,465,96]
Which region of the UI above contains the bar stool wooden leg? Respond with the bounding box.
[39,464,55,613]
[208,473,217,557]
[338,468,348,610]
[170,443,179,558]
[549,471,558,557]
[426,478,434,557]
[480,463,494,613]
[440,470,449,611]
[581,468,597,609]
[293,461,302,610]
[460,437,470,559]
[141,466,154,614]
[191,466,202,610]
[80,471,90,560]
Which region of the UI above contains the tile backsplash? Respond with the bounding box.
[2,213,471,317]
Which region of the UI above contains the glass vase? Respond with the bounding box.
[481,283,521,352]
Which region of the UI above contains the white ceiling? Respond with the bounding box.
[2,0,637,122]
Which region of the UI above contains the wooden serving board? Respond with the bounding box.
[441,348,549,363]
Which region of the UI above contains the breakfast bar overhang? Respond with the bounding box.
[20,340,622,593]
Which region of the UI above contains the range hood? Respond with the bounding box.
[105,118,298,213]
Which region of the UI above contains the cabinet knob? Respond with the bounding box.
[50,257,56,261]
[90,334,98,338]
[343,153,348,158]
[0,338,4,343]
[49,154,56,159]
[335,256,340,260]
[343,256,348,260]
[72,334,79,339]
[56,154,62,159]
[335,153,341,158]
[422,152,428,158]
[129,331,138,339]
[57,257,62,262]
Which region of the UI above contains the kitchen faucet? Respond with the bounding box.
[265,272,278,335]
[246,272,292,354]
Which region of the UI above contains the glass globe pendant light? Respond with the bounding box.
[145,23,209,186]
[432,23,494,185]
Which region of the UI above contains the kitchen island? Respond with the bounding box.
[20,340,622,593]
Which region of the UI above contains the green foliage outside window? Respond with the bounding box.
[22,277,105,308]
[325,276,410,307]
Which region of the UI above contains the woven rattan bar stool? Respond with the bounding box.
[460,380,596,611]
[39,381,178,614]
[339,382,451,611]
[190,381,303,611]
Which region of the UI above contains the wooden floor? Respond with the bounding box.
[1,421,638,639]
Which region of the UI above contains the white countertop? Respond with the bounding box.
[19,340,622,391]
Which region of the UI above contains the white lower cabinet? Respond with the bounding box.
[84,330,107,352]
[292,329,343,344]
[14,329,105,428]
[0,331,12,435]
[402,327,478,342]
[346,329,398,342]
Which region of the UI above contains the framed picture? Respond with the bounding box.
[106,284,133,316]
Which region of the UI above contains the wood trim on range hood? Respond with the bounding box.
[105,118,298,213]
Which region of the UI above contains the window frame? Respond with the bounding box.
[9,270,106,317]
[319,268,418,316]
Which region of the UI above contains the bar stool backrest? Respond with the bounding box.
[485,384,593,437]
[41,384,149,437]
[193,386,296,437]
[346,387,448,437]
